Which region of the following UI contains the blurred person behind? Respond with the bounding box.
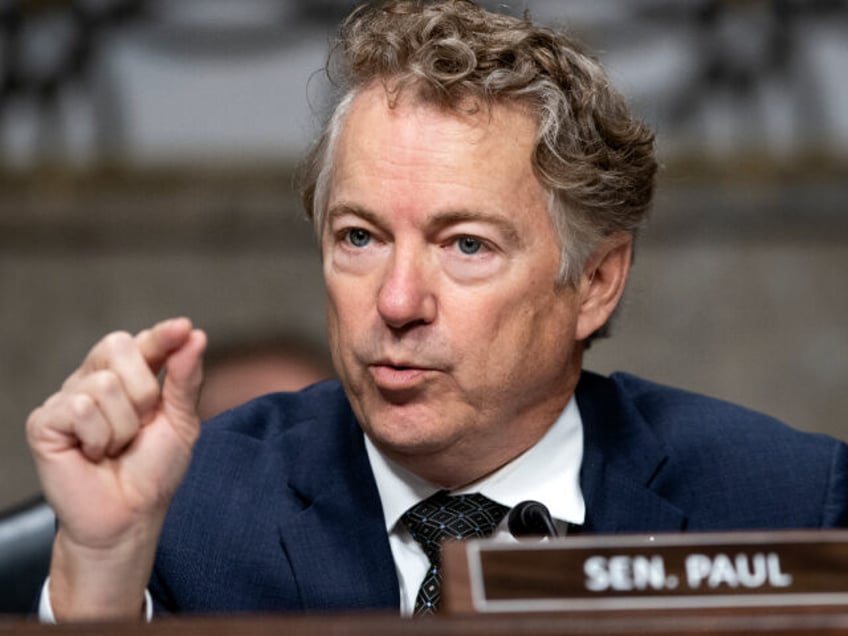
[197,335,333,420]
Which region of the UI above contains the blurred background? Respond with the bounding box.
[1,0,847,510]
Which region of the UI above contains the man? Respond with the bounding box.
[26,0,848,622]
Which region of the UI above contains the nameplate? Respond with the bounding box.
[451,530,848,613]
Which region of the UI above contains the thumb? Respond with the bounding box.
[160,329,207,439]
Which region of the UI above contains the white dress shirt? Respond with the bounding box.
[365,396,586,615]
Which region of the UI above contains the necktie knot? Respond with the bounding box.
[402,490,508,561]
[401,490,508,615]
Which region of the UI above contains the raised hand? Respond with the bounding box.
[26,318,206,621]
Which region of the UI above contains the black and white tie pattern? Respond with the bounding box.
[401,490,508,615]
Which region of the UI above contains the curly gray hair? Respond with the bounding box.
[301,0,656,292]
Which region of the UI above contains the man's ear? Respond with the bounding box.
[574,233,633,342]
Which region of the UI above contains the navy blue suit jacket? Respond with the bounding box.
[149,371,848,614]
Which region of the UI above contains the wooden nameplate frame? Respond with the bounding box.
[441,530,848,615]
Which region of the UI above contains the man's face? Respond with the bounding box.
[323,85,586,486]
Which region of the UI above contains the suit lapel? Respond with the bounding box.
[576,371,687,533]
[275,389,399,611]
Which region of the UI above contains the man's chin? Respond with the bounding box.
[368,429,453,461]
[360,406,458,455]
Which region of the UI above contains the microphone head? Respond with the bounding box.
[507,500,558,538]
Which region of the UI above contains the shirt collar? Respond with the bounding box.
[364,396,586,533]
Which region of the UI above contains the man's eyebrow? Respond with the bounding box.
[327,203,379,224]
[429,210,522,247]
[326,203,523,246]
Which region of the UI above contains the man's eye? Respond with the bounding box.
[346,228,371,247]
[456,236,483,255]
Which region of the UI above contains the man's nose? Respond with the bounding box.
[376,248,437,330]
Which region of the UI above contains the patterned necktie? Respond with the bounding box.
[401,490,508,615]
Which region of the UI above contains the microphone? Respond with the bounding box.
[507,500,559,538]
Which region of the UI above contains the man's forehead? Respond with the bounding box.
[331,88,539,194]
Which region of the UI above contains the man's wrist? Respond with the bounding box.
[47,527,160,621]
